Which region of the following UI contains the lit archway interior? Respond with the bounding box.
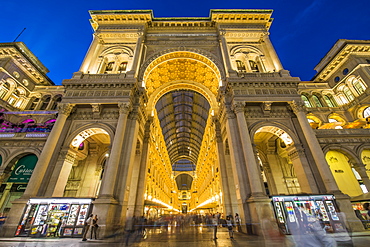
[253,126,301,195]
[143,52,222,215]
[64,128,110,198]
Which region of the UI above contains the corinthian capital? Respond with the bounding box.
[288,100,306,114]
[58,103,75,117]
[233,102,245,114]
[225,105,236,119]
[118,103,131,115]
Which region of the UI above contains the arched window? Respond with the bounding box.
[118,62,128,73]
[105,62,114,73]
[353,78,366,95]
[236,60,246,72]
[343,86,355,102]
[0,82,10,99]
[50,95,62,110]
[312,95,323,107]
[8,89,20,106]
[249,60,260,72]
[301,95,312,107]
[29,97,40,110]
[323,95,336,107]
[40,96,51,110]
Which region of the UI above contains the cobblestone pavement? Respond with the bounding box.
[0,226,369,247]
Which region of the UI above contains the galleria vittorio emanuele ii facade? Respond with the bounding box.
[0,9,369,238]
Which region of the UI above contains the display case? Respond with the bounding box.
[15,198,93,238]
[271,194,341,234]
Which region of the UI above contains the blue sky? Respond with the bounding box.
[2,0,368,85]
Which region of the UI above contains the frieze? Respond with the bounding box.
[1,141,44,147]
[145,40,219,46]
[317,138,370,144]
[99,33,139,39]
[64,90,131,98]
[233,88,298,96]
[225,32,262,38]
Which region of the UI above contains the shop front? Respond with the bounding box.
[351,192,370,229]
[271,194,342,234]
[15,198,93,238]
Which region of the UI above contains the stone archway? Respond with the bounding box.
[136,51,227,216]
[252,124,319,195]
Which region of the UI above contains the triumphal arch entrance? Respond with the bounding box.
[1,9,364,238]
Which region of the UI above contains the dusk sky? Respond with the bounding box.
[2,0,368,85]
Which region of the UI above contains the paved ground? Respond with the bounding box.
[0,226,369,246]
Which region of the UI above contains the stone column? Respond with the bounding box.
[353,163,370,191]
[224,103,251,233]
[80,33,102,73]
[134,119,152,216]
[261,162,278,195]
[286,145,319,194]
[215,119,233,215]
[289,100,340,193]
[218,29,236,77]
[93,103,131,237]
[262,33,283,71]
[44,149,77,197]
[0,183,12,210]
[98,103,130,199]
[234,102,265,197]
[127,29,144,78]
[23,103,74,198]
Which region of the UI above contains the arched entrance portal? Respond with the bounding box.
[141,51,225,218]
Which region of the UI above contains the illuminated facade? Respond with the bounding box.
[0,9,369,237]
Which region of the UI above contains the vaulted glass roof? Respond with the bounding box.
[155,90,210,171]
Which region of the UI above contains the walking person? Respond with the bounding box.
[226,215,234,239]
[90,215,99,240]
[82,213,94,241]
[211,214,218,240]
[234,213,241,232]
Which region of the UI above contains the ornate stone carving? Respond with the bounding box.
[233,102,245,114]
[58,103,75,116]
[91,104,101,113]
[118,103,131,115]
[288,100,306,114]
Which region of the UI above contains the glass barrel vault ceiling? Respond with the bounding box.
[155,90,210,172]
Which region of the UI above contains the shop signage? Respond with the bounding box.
[10,183,27,192]
[7,155,37,183]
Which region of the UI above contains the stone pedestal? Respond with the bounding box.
[92,197,120,237]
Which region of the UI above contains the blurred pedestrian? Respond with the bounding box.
[234,213,241,232]
[211,214,218,240]
[82,213,94,241]
[91,215,98,240]
[226,215,234,239]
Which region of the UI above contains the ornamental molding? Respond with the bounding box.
[64,89,131,98]
[71,109,119,120]
[145,40,219,46]
[225,32,263,39]
[233,87,298,96]
[0,48,46,83]
[315,44,370,82]
[1,141,44,147]
[98,33,140,39]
